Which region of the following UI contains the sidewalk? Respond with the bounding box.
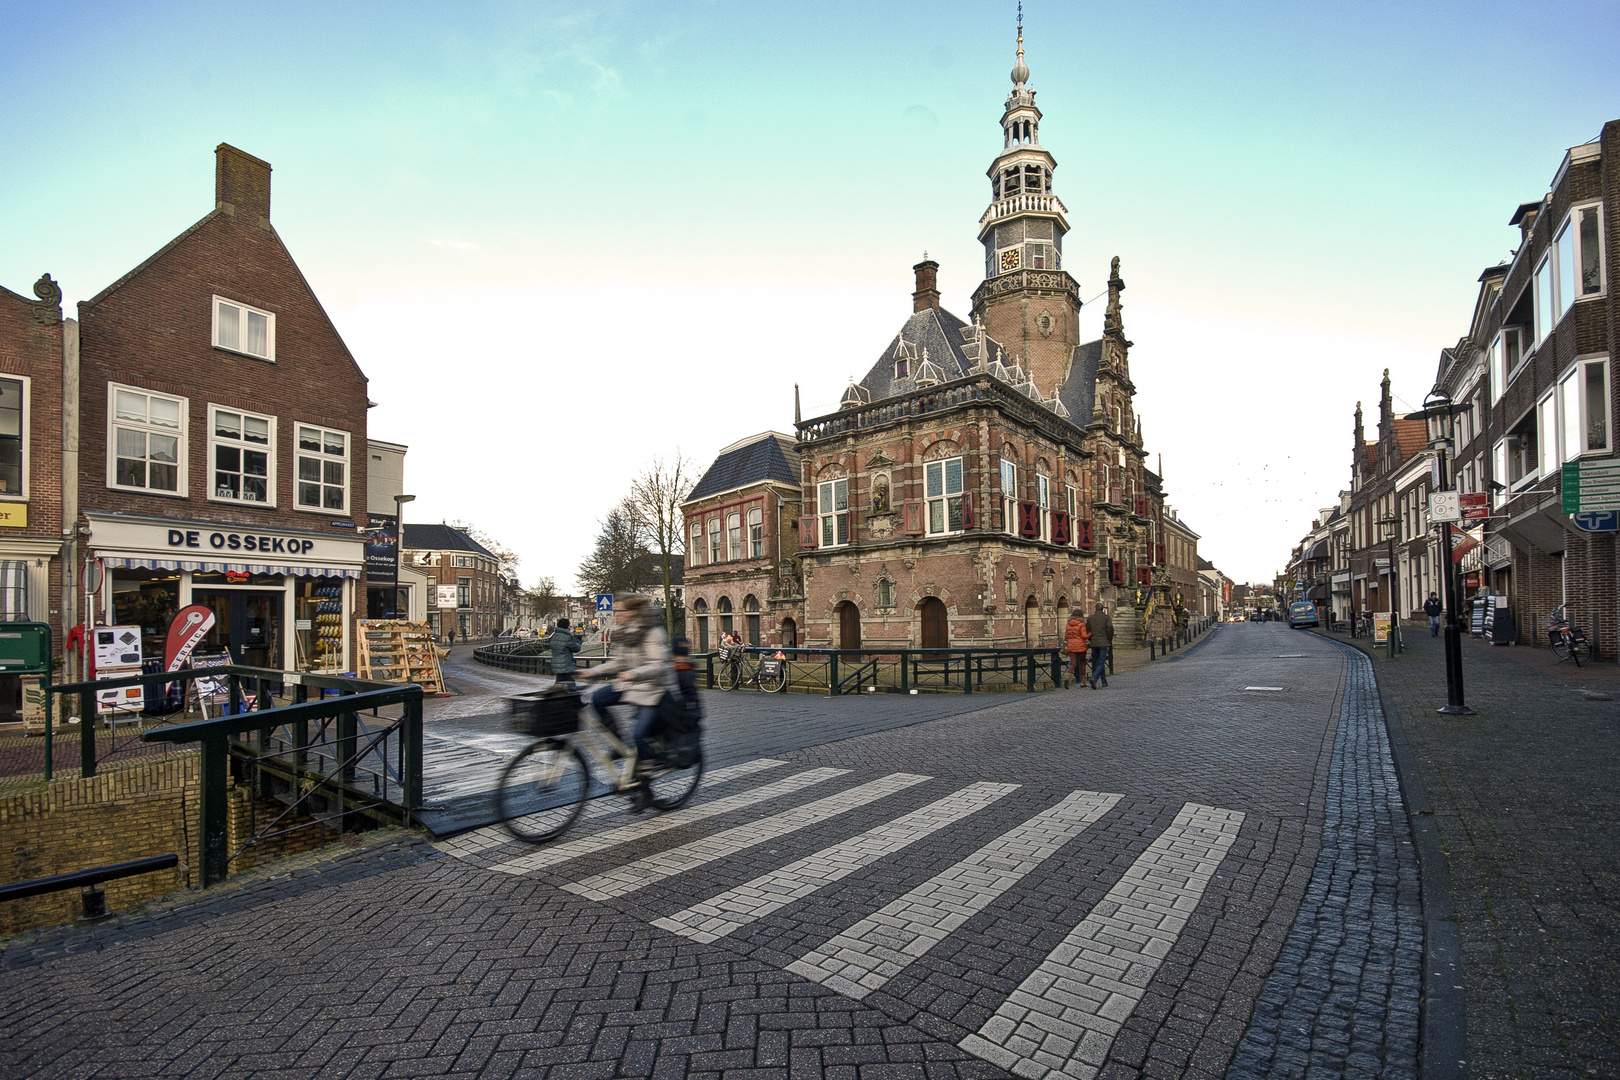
[1314,626,1620,1079]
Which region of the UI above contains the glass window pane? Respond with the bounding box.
[1557,222,1576,319]
[244,477,267,502]
[115,391,146,423]
[926,461,942,498]
[1579,207,1602,295]
[243,416,269,443]
[246,310,268,356]
[945,457,962,494]
[833,480,848,511]
[929,500,944,533]
[947,496,963,532]
[148,397,180,429]
[116,427,145,459]
[214,411,241,439]
[216,302,239,350]
[324,431,345,456]
[323,461,344,485]
[1538,396,1557,475]
[299,427,321,451]
[148,434,178,464]
[299,481,320,505]
[299,457,321,481]
[215,445,240,471]
[821,517,834,546]
[149,463,177,491]
[117,459,145,487]
[1562,374,1580,461]
[1536,261,1552,342]
[244,450,267,476]
[835,513,848,546]
[1587,362,1609,451]
[0,380,22,439]
[215,471,240,498]
[323,485,344,509]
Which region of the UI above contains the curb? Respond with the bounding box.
[1313,630,1467,1080]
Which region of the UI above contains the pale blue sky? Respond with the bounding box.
[4,1,1617,586]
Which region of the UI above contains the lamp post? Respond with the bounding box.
[394,494,416,620]
[1405,393,1473,715]
[1377,515,1402,658]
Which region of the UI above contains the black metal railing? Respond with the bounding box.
[701,647,1067,695]
[0,853,179,921]
[49,666,423,888]
[474,637,615,675]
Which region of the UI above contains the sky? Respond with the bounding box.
[3,0,1618,588]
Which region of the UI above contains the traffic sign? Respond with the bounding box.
[1459,492,1490,521]
[80,558,104,594]
[1572,509,1620,533]
[1429,491,1460,522]
[1562,458,1620,512]
[595,593,614,614]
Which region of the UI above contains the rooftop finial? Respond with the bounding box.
[1011,2,1030,86]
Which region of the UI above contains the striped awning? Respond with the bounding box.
[100,556,359,579]
[0,560,26,620]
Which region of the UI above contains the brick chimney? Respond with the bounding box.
[912,258,940,313]
[215,143,272,220]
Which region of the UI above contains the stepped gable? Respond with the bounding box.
[687,432,799,503]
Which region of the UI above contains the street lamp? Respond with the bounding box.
[394,494,416,620]
[1376,515,1402,659]
[1405,392,1473,715]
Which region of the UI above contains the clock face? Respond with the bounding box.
[999,247,1022,273]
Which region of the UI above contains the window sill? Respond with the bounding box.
[212,345,275,364]
[294,504,352,517]
[108,484,189,499]
[207,494,278,510]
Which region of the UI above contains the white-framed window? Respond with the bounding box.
[818,479,849,547]
[690,521,703,567]
[1535,256,1553,345]
[1551,357,1611,461]
[207,405,275,505]
[1036,474,1050,541]
[708,518,722,563]
[1065,484,1077,546]
[454,555,473,568]
[109,384,186,494]
[925,456,965,535]
[727,512,741,562]
[1572,202,1605,299]
[295,423,348,511]
[748,506,763,558]
[212,295,275,361]
[0,375,29,499]
[1000,458,1017,535]
[1537,391,1559,479]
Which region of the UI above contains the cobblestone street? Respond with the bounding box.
[0,625,1428,1080]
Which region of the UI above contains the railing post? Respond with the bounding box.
[200,734,230,887]
[338,693,357,832]
[1149,638,1156,661]
[965,653,975,693]
[1109,648,1116,676]
[256,682,275,798]
[402,690,423,817]
[228,673,241,718]
[42,675,52,782]
[80,688,96,778]
[900,651,909,694]
[1026,650,1036,692]
[828,652,840,696]
[705,653,714,689]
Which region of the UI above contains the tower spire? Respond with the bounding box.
[1012,2,1029,86]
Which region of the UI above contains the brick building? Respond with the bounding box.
[72,144,372,674]
[1344,375,1433,623]
[403,523,503,642]
[789,30,1175,651]
[681,432,802,652]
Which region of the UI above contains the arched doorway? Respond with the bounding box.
[744,595,761,646]
[836,601,861,649]
[692,599,709,653]
[1024,596,1040,647]
[780,617,798,648]
[717,596,734,639]
[918,597,949,649]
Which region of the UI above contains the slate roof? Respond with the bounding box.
[855,304,1104,429]
[686,432,800,503]
[401,524,498,559]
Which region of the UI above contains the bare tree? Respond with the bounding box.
[448,520,521,576]
[625,454,694,641]
[527,576,565,621]
[577,501,653,598]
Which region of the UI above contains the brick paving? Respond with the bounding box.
[0,625,1430,1080]
[1318,627,1620,1080]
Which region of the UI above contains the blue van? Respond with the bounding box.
[1288,601,1319,628]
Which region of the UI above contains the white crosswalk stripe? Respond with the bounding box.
[434,757,790,859]
[787,789,1123,998]
[959,802,1245,1080]
[561,772,931,901]
[490,766,849,875]
[652,781,1021,943]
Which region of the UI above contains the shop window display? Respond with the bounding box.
[298,579,346,672]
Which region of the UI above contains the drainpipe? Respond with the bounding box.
[60,317,79,683]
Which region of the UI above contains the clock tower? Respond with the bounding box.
[970,16,1082,400]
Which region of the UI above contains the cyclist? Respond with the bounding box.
[579,594,676,810]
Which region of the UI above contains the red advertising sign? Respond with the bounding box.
[1459,492,1490,522]
[164,605,217,672]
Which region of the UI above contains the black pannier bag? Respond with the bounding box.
[654,690,703,767]
[506,689,580,739]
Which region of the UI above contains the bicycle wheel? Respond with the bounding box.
[759,662,787,693]
[717,662,740,691]
[1572,637,1591,666]
[648,744,703,810]
[497,740,589,843]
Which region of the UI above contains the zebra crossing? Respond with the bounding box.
[439,757,1247,1080]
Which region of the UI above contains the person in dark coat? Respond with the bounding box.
[1085,602,1114,689]
[1424,592,1443,637]
[550,618,583,686]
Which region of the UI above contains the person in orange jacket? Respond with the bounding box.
[1062,611,1091,689]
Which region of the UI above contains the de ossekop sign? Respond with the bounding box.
[166,529,318,555]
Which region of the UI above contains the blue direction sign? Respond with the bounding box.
[595,593,614,614]
[1572,509,1620,533]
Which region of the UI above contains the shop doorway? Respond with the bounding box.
[194,589,284,669]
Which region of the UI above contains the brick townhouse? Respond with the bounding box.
[69,144,373,674]
[1430,120,1618,655]
[787,32,1176,651]
[402,523,503,642]
[1345,375,1433,623]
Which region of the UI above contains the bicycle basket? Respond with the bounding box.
[506,691,580,739]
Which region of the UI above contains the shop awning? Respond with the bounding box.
[100,555,360,579]
[1303,540,1328,561]
[1305,584,1330,600]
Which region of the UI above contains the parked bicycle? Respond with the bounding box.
[496,686,703,843]
[716,644,787,693]
[1543,606,1592,667]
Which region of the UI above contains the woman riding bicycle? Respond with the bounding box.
[579,594,677,809]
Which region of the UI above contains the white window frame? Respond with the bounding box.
[1555,216,1577,323]
[1036,474,1050,541]
[1570,201,1606,301]
[1065,484,1077,546]
[294,422,350,513]
[690,520,703,567]
[0,374,30,501]
[1499,325,1528,392]
[1536,391,1558,479]
[1557,356,1611,459]
[108,383,188,496]
[1000,458,1017,535]
[206,405,277,506]
[727,512,742,562]
[748,506,763,559]
[708,517,722,564]
[211,295,276,362]
[1534,256,1553,346]
[817,479,849,548]
[925,456,965,536]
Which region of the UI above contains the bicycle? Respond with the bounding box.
[496,686,704,843]
[716,646,787,693]
[1544,606,1592,667]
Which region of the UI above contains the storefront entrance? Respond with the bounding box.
[194,589,284,668]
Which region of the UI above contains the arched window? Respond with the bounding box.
[717,596,734,638]
[1024,595,1041,648]
[692,598,709,653]
[780,617,798,648]
[744,595,761,647]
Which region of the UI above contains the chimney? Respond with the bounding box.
[912,258,940,313]
[215,143,272,221]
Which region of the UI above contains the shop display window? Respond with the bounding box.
[110,569,181,661]
[296,577,346,672]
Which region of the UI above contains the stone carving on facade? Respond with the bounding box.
[870,474,890,514]
[29,273,62,326]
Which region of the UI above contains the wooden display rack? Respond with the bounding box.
[356,619,445,694]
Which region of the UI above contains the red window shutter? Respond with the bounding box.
[1134,498,1148,518]
[1051,510,1070,545]
[903,501,925,535]
[1138,567,1152,587]
[799,518,817,548]
[961,492,976,529]
[1110,559,1124,585]
[1077,518,1094,549]
[1018,501,1040,537]
[1109,486,1123,506]
[1156,543,1166,566]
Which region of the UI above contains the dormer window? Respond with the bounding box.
[895,356,909,379]
[212,295,275,361]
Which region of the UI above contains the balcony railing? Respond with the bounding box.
[979,192,1069,229]
[798,376,1085,446]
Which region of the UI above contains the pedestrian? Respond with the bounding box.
[1424,592,1443,637]
[550,617,583,687]
[1063,610,1090,689]
[1085,602,1114,689]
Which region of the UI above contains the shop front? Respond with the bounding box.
[86,512,364,673]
